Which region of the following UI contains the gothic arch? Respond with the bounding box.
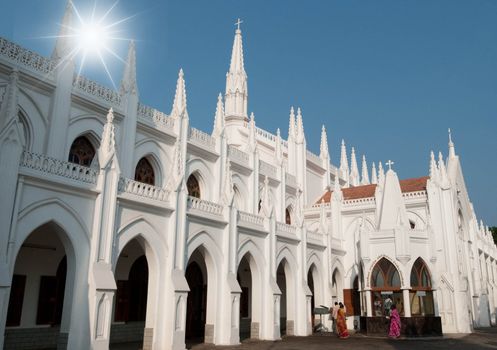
[237,244,264,335]
[134,139,171,187]
[232,174,248,211]
[115,218,166,337]
[17,108,33,150]
[66,115,104,158]
[367,256,404,289]
[406,211,426,230]
[18,89,48,150]
[186,231,222,340]
[134,155,160,186]
[14,199,91,348]
[186,159,213,200]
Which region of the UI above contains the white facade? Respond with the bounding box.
[0,4,496,350]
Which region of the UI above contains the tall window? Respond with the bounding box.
[187,174,201,198]
[410,258,434,316]
[285,208,292,225]
[134,158,155,185]
[371,258,403,316]
[68,136,95,166]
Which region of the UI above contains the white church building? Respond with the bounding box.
[0,3,496,350]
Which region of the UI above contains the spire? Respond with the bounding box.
[171,68,187,118]
[288,106,296,140]
[429,151,439,181]
[332,173,343,202]
[52,0,74,61]
[260,176,273,217]
[438,152,448,185]
[222,158,235,205]
[371,162,378,184]
[448,128,456,159]
[98,108,117,166]
[276,128,283,163]
[120,40,137,95]
[212,93,225,137]
[166,139,184,192]
[349,147,359,186]
[246,112,257,152]
[361,155,370,185]
[225,22,248,119]
[378,161,385,185]
[320,125,329,160]
[339,139,349,175]
[296,107,305,143]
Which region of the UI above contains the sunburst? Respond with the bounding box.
[47,0,135,89]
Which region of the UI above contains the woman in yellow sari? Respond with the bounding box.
[336,303,349,339]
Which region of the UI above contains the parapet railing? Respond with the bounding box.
[187,196,223,216]
[137,103,175,131]
[20,151,98,184]
[238,210,265,227]
[73,75,121,107]
[0,37,55,75]
[118,177,170,202]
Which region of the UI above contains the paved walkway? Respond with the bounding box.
[111,328,497,349]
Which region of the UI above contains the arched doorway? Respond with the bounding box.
[276,258,295,336]
[185,246,217,346]
[410,258,434,316]
[5,223,72,349]
[307,267,315,329]
[371,258,402,316]
[112,239,149,348]
[237,256,251,341]
[187,174,201,198]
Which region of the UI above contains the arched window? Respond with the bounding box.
[187,174,201,198]
[409,220,416,230]
[285,208,292,225]
[68,136,95,166]
[18,112,30,150]
[370,258,403,316]
[410,258,434,316]
[371,258,401,289]
[134,158,155,185]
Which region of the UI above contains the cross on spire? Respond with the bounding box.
[386,160,395,171]
[448,128,453,143]
[235,18,243,31]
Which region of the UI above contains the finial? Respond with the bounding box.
[107,108,114,123]
[386,160,394,171]
[235,18,243,31]
[448,128,456,158]
[371,162,377,184]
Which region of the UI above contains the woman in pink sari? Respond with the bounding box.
[336,303,349,339]
[388,304,401,338]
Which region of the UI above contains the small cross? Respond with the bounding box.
[448,128,452,143]
[235,18,243,30]
[386,160,394,171]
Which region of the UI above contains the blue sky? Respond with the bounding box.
[1,0,496,225]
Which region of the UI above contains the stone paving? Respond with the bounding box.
[111,328,497,350]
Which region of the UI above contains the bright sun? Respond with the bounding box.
[78,22,109,53]
[48,1,134,89]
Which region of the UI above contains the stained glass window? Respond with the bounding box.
[134,158,155,185]
[68,136,95,166]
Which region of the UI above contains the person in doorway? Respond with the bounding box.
[388,304,401,338]
[330,302,339,335]
[384,296,393,316]
[336,303,349,339]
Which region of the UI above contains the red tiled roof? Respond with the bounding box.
[316,176,429,204]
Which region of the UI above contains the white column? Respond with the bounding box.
[365,290,372,317]
[402,289,411,317]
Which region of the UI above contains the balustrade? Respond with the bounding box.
[118,177,169,201]
[73,75,121,106]
[0,37,55,75]
[20,151,98,184]
[187,196,223,216]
